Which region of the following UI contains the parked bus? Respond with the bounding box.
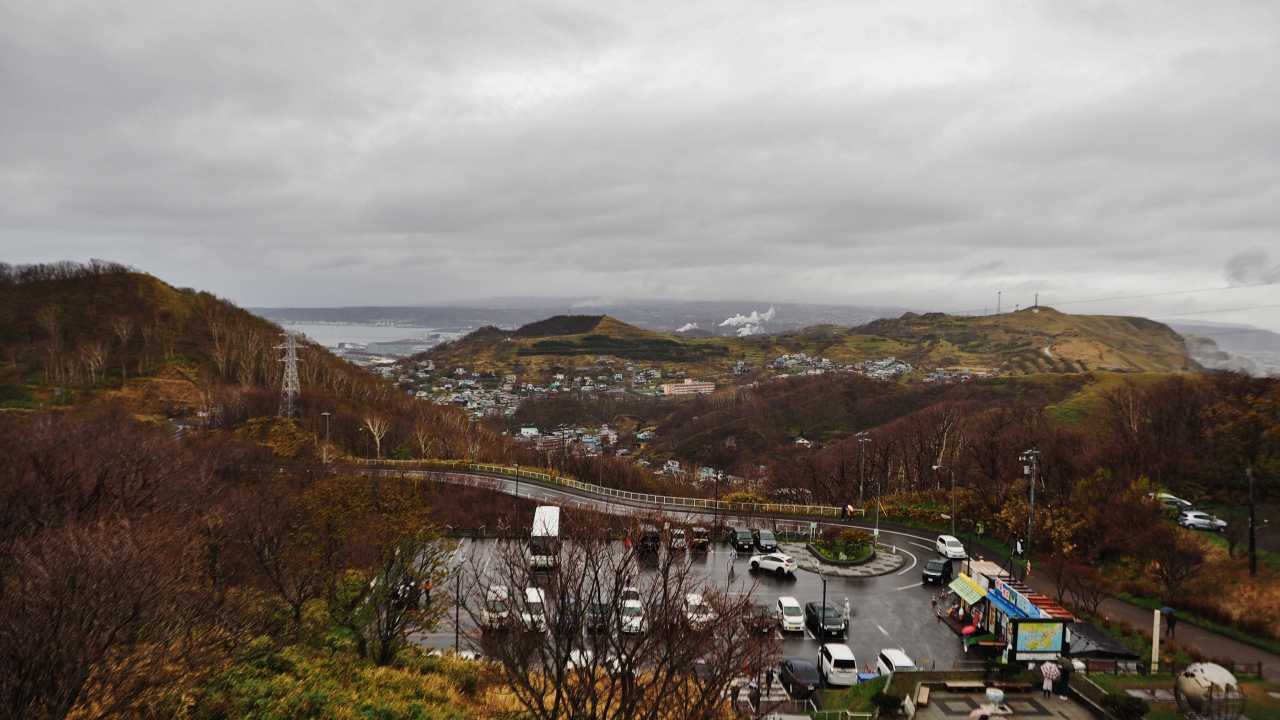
[528,506,561,570]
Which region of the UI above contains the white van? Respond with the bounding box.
[521,587,548,631]
[820,643,859,686]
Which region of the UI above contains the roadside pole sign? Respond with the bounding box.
[809,522,817,541]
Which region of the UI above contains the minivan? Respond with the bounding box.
[733,527,755,551]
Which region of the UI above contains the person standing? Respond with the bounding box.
[765,667,774,695]
[1167,612,1177,638]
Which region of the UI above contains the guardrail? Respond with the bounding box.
[809,705,873,720]
[350,458,863,520]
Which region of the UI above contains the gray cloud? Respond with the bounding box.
[1225,250,1280,285]
[1,0,1279,329]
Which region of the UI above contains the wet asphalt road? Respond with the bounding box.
[415,535,969,674]
[396,469,974,672]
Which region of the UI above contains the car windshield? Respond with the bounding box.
[947,539,963,547]
[783,606,802,617]
[833,657,858,669]
[622,606,642,618]
[527,600,544,614]
[927,560,947,571]
[821,606,841,619]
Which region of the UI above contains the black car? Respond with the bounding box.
[804,602,847,637]
[756,528,778,551]
[555,596,583,635]
[733,527,754,551]
[638,525,662,554]
[585,600,611,633]
[922,558,953,585]
[778,658,822,699]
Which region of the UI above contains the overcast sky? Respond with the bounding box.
[2,0,1279,328]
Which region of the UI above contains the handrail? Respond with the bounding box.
[350,458,866,520]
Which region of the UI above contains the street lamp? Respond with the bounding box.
[856,432,871,506]
[817,571,829,671]
[873,474,881,541]
[321,411,331,465]
[932,464,956,537]
[1019,449,1041,557]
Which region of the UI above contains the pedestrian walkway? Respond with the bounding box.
[729,674,801,718]
[779,541,906,577]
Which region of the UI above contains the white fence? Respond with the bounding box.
[352,459,864,520]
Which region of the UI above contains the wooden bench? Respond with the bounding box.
[916,685,931,707]
[945,680,986,691]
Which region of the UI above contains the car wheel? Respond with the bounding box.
[751,561,759,571]
[775,566,785,577]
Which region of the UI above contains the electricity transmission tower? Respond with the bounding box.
[277,331,301,417]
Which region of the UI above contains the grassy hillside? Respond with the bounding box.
[846,307,1199,374]
[421,307,1200,382]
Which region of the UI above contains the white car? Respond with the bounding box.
[520,587,547,631]
[685,593,714,627]
[620,586,642,604]
[620,599,646,634]
[750,552,798,576]
[1179,510,1227,531]
[776,595,804,632]
[1151,492,1194,512]
[935,535,967,559]
[875,648,919,676]
[819,643,859,687]
[480,584,511,629]
[670,528,688,550]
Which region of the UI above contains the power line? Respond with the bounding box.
[1156,303,1280,318]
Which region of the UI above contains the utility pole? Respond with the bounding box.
[856,432,871,506]
[997,291,1002,315]
[454,571,461,653]
[933,464,956,536]
[1020,449,1041,558]
[1248,467,1258,577]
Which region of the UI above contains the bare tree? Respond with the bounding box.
[462,513,777,720]
[79,341,106,385]
[110,316,134,385]
[1147,528,1206,600]
[1067,564,1110,618]
[412,412,437,459]
[362,528,453,665]
[363,414,391,459]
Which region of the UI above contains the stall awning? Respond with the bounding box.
[949,574,986,605]
[986,590,1028,619]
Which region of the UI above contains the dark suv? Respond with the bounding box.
[922,558,953,585]
[585,600,611,633]
[804,602,847,637]
[733,527,754,552]
[755,528,778,551]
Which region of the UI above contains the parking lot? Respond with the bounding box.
[414,528,970,676]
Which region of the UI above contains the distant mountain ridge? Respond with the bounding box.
[416,306,1201,379]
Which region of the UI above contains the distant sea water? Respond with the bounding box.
[282,322,440,348]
